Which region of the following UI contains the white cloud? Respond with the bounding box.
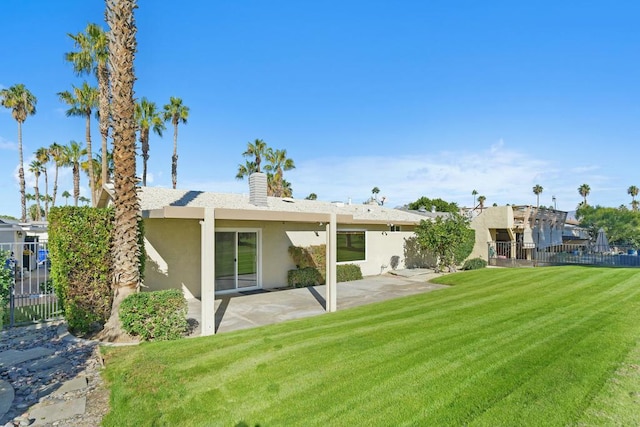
[0,136,16,150]
[286,142,614,211]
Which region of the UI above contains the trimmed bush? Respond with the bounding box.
[119,289,188,341]
[337,264,363,282]
[288,267,324,288]
[48,207,114,334]
[462,257,488,270]
[288,245,326,270]
[288,264,364,287]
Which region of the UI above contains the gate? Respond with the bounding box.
[2,241,62,327]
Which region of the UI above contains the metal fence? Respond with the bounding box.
[1,241,62,327]
[488,241,640,268]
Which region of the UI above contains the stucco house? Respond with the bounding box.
[101,173,430,335]
[468,205,567,266]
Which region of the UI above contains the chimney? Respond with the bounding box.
[249,172,268,207]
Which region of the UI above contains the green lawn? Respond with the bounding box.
[101,266,640,426]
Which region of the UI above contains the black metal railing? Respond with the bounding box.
[2,241,62,327]
[488,241,640,267]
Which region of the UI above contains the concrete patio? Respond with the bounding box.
[186,269,447,335]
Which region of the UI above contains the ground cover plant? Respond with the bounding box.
[101,266,640,426]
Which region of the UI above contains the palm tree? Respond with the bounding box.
[79,196,91,205]
[35,147,50,217]
[628,185,639,211]
[62,141,87,206]
[62,190,71,206]
[28,160,43,221]
[66,23,111,187]
[472,189,478,208]
[27,204,39,222]
[240,139,269,174]
[58,82,99,205]
[82,156,101,191]
[25,193,38,221]
[49,142,64,207]
[578,183,590,206]
[0,84,37,222]
[265,148,295,197]
[532,184,543,207]
[103,0,141,341]
[235,160,258,180]
[371,186,380,202]
[93,151,114,188]
[281,179,293,198]
[163,97,189,189]
[305,193,318,200]
[136,97,165,186]
[477,195,486,212]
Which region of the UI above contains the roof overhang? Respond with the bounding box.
[142,206,419,226]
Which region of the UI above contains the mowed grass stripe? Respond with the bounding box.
[196,270,632,422]
[265,269,640,424]
[102,267,640,426]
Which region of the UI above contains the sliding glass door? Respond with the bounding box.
[215,230,259,292]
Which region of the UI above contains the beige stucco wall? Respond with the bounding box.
[143,217,421,295]
[144,218,201,298]
[468,206,514,261]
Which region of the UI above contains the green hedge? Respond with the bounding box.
[288,245,326,270]
[119,289,188,341]
[288,264,364,287]
[462,257,487,270]
[337,264,363,282]
[288,267,324,288]
[0,250,13,329]
[48,206,114,334]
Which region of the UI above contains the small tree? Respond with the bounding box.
[407,196,459,213]
[414,213,475,273]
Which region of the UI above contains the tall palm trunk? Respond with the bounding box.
[34,177,42,221]
[172,123,178,189]
[101,0,140,342]
[73,163,80,206]
[17,122,26,222]
[98,63,110,187]
[85,112,95,205]
[52,164,59,207]
[141,130,149,186]
[43,169,49,218]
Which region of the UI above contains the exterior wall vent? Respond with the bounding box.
[249,172,268,207]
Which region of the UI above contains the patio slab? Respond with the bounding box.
[187,270,447,335]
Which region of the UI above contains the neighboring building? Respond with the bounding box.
[0,218,24,245]
[468,205,567,265]
[99,173,431,335]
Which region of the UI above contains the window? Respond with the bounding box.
[337,231,366,262]
[390,225,401,232]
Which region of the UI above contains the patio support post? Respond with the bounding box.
[325,213,337,312]
[200,207,216,336]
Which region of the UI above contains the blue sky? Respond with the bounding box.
[1,1,639,218]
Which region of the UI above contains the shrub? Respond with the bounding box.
[337,264,363,282]
[48,207,114,334]
[462,257,487,270]
[288,245,326,270]
[0,250,13,329]
[119,289,188,341]
[288,267,324,288]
